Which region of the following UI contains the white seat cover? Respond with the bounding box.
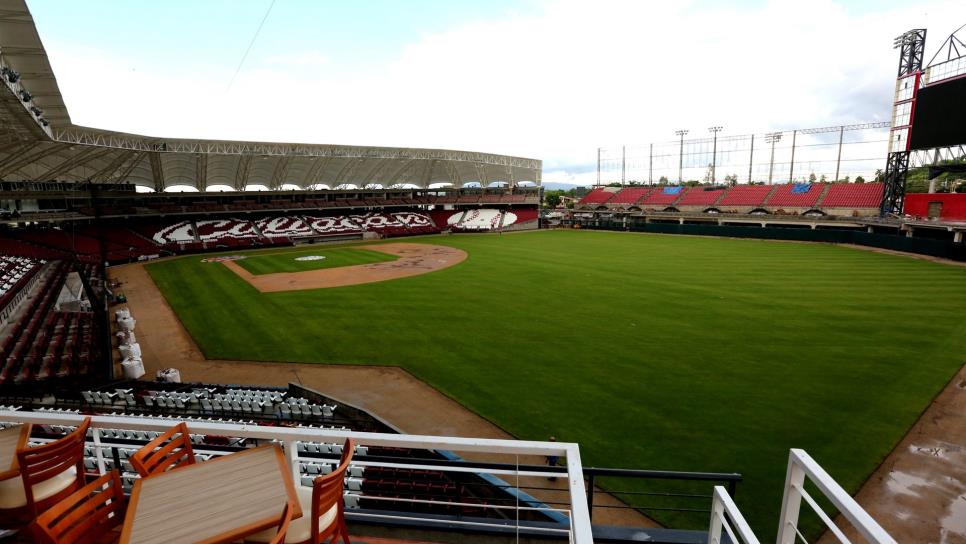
[246,485,338,543]
[0,466,77,509]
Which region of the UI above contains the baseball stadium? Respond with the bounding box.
[0,2,964,544]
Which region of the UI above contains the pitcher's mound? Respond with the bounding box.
[221,242,466,292]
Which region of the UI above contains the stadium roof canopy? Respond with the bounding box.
[0,1,540,191]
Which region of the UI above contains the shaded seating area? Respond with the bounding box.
[0,261,100,385]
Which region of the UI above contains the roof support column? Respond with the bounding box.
[195,154,208,191]
[148,152,165,192]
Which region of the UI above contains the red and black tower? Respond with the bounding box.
[880,29,926,216]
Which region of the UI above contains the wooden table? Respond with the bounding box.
[120,444,301,544]
[0,424,31,481]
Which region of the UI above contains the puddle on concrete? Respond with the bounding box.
[885,471,932,498]
[939,495,966,541]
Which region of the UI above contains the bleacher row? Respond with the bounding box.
[0,261,99,384]
[0,255,41,322]
[438,208,540,232]
[6,381,518,521]
[579,182,884,212]
[80,386,341,421]
[0,205,541,264]
[79,192,538,217]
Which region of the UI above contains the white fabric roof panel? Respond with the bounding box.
[0,0,540,190]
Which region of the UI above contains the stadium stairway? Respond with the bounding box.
[250,220,269,241]
[813,183,833,208]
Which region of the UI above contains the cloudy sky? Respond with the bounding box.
[27,0,966,185]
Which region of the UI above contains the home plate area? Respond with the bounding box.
[220,243,467,292]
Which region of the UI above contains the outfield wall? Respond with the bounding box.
[573,221,966,261]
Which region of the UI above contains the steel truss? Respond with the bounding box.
[881,29,927,216]
[50,128,540,170]
[880,151,909,216]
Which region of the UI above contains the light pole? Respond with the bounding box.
[708,126,722,184]
[765,132,782,185]
[675,129,689,184]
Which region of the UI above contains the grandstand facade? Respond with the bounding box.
[576,183,886,216]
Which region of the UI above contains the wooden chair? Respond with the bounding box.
[268,501,295,544]
[0,417,91,523]
[129,422,196,478]
[30,470,127,544]
[247,438,355,544]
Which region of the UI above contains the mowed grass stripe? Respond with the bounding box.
[234,247,397,275]
[146,230,966,538]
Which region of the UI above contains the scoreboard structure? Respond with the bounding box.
[881,26,966,216]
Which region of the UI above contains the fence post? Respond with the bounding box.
[586,472,595,522]
[285,440,300,485]
[776,452,806,544]
[708,488,724,544]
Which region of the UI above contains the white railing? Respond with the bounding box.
[777,449,895,544]
[1,410,590,543]
[708,448,895,544]
[708,485,760,544]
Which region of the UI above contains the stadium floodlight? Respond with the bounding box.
[18,89,31,102]
[1,67,19,84]
[708,127,723,183]
[675,129,689,183]
[30,106,42,117]
[765,132,783,185]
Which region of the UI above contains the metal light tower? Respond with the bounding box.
[881,28,927,216]
[708,126,722,184]
[675,129,689,183]
[765,132,782,185]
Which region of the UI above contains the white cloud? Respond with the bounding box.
[40,0,965,187]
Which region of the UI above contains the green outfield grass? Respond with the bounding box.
[233,246,398,275]
[146,230,966,537]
